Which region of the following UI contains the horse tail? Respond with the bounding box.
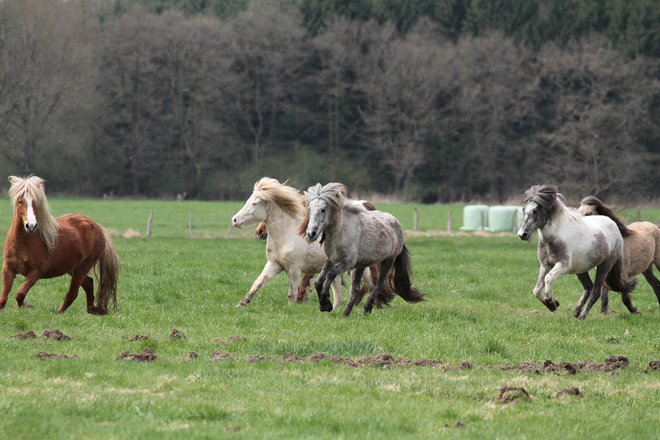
[355,264,396,308]
[605,255,638,296]
[94,228,120,314]
[389,245,426,303]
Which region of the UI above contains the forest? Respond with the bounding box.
[0,0,659,203]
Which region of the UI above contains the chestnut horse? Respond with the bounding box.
[578,196,660,309]
[0,176,120,314]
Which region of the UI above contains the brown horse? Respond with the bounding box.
[0,176,120,314]
[578,196,660,310]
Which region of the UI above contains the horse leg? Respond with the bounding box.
[14,271,42,310]
[286,267,303,306]
[364,258,394,315]
[237,261,284,307]
[574,273,593,317]
[599,287,610,314]
[59,270,89,313]
[0,265,16,311]
[81,275,97,314]
[342,267,365,317]
[578,262,612,320]
[317,258,352,312]
[536,264,563,311]
[314,259,334,311]
[330,276,344,310]
[642,265,660,307]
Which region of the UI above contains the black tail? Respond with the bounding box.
[355,264,396,308]
[389,245,426,303]
[605,256,638,295]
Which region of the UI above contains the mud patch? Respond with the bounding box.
[648,360,660,371]
[444,421,465,429]
[169,328,186,340]
[10,331,37,339]
[497,386,531,403]
[177,352,198,361]
[128,334,150,341]
[36,351,79,361]
[116,347,158,362]
[210,350,233,361]
[554,387,582,398]
[497,356,630,375]
[43,329,71,341]
[213,336,247,345]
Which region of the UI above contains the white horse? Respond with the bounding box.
[231,178,382,309]
[231,178,344,308]
[517,185,637,320]
[300,182,425,316]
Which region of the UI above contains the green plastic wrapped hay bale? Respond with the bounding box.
[486,206,524,232]
[460,205,489,230]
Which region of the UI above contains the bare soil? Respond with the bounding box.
[42,329,71,341]
[9,331,37,339]
[169,328,186,340]
[497,386,531,403]
[36,351,79,361]
[116,347,158,362]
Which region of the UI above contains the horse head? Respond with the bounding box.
[232,177,304,229]
[9,176,46,234]
[517,184,560,241]
[232,190,267,229]
[578,195,631,237]
[302,182,346,242]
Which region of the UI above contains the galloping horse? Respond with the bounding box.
[517,185,637,319]
[232,178,388,309]
[579,195,660,309]
[1,176,120,314]
[254,220,315,303]
[300,182,425,316]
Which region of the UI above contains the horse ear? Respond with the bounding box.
[8,176,17,186]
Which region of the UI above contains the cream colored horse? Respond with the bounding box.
[578,195,660,309]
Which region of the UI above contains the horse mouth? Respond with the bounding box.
[25,224,38,234]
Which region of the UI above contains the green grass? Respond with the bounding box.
[0,198,660,439]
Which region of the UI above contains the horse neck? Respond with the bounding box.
[264,202,300,238]
[321,205,345,246]
[538,204,571,241]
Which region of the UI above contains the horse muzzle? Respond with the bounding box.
[517,230,530,241]
[231,217,245,229]
[306,229,319,242]
[24,223,38,234]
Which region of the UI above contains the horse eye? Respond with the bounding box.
[18,200,22,205]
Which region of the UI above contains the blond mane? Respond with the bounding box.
[253,178,305,218]
[8,175,60,251]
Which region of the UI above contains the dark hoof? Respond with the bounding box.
[363,306,373,315]
[577,313,587,321]
[21,302,33,310]
[545,299,559,312]
[573,309,581,318]
[319,299,333,312]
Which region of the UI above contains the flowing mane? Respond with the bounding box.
[253,178,305,218]
[580,195,631,237]
[8,175,59,251]
[298,182,347,237]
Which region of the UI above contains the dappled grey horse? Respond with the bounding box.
[517,184,637,320]
[299,182,425,316]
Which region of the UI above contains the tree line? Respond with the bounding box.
[0,0,659,203]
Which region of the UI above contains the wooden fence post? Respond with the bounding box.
[447,210,452,232]
[513,210,518,232]
[413,207,419,231]
[480,211,485,231]
[228,209,236,233]
[189,209,193,235]
[147,210,153,238]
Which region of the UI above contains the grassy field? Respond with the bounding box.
[1,198,660,439]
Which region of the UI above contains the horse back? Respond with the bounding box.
[352,211,404,267]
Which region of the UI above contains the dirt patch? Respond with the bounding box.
[36,351,79,361]
[210,350,233,361]
[648,360,660,371]
[10,331,37,339]
[169,328,186,340]
[43,329,71,341]
[444,421,465,429]
[213,336,247,344]
[177,352,198,361]
[116,347,158,362]
[128,334,150,341]
[555,387,582,398]
[497,356,630,375]
[497,386,531,403]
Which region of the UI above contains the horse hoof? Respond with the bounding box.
[21,302,33,310]
[319,298,333,312]
[236,302,246,308]
[577,314,587,321]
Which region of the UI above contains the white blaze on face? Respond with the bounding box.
[25,194,38,232]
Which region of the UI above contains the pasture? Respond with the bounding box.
[1,198,660,439]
